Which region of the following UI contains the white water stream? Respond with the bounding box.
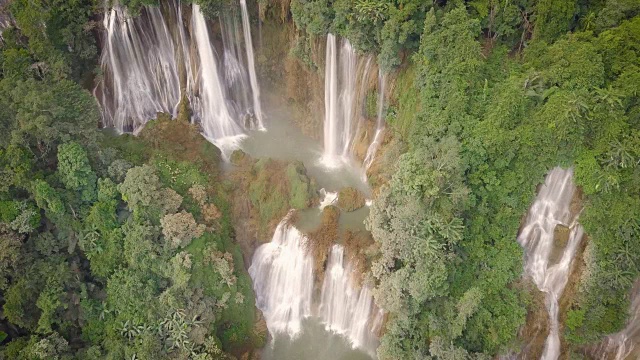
[96,4,181,132]
[518,167,583,360]
[249,216,314,337]
[249,214,381,356]
[240,0,265,130]
[191,4,245,148]
[95,0,265,148]
[322,34,376,168]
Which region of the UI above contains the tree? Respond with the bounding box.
[0,78,100,156]
[118,164,182,220]
[161,211,205,249]
[57,141,97,203]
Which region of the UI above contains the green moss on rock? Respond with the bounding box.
[286,161,316,209]
[337,187,366,212]
[246,159,317,237]
[230,149,251,166]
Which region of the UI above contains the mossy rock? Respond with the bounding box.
[286,161,316,209]
[337,187,366,212]
[554,224,571,246]
[230,149,251,166]
[155,111,172,122]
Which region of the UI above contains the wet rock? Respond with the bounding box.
[337,187,366,212]
[554,224,571,246]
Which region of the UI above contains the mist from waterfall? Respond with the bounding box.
[249,214,381,354]
[518,167,583,360]
[95,0,265,145]
[362,71,386,173]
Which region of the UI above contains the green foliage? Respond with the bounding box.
[8,0,98,80]
[161,210,206,249]
[57,141,97,203]
[291,0,334,35]
[533,0,578,42]
[32,180,66,223]
[286,161,316,209]
[368,3,640,358]
[248,159,316,234]
[0,78,100,157]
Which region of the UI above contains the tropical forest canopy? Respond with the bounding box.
[0,0,639,359]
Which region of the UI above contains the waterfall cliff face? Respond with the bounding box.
[322,34,375,168]
[362,71,386,173]
[518,168,583,360]
[95,0,264,145]
[249,214,381,354]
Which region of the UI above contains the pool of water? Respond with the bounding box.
[239,93,370,195]
[261,317,375,360]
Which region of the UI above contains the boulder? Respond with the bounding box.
[337,187,366,212]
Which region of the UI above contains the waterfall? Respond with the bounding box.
[249,216,314,337]
[323,34,339,166]
[320,245,380,351]
[362,71,387,173]
[240,0,265,130]
[518,167,583,360]
[322,34,358,167]
[250,214,381,353]
[96,4,181,132]
[95,0,265,149]
[318,188,338,209]
[220,6,252,120]
[191,4,245,147]
[322,34,379,169]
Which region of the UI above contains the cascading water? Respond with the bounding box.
[322,34,368,167]
[95,0,265,146]
[249,216,314,337]
[96,3,181,132]
[320,245,380,352]
[240,0,265,130]
[318,188,338,210]
[220,6,252,120]
[249,214,381,354]
[190,4,245,147]
[362,71,387,173]
[518,167,583,360]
